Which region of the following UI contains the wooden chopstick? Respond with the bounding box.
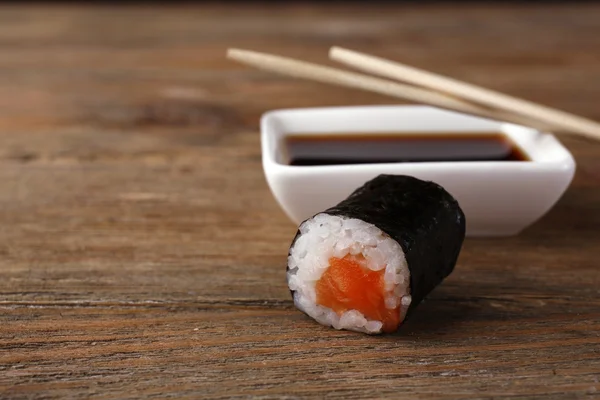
[330,46,600,141]
[227,48,552,130]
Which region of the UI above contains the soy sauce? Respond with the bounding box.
[285,132,530,166]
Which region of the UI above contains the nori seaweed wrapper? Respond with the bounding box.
[289,174,466,325]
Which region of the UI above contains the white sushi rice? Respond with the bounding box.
[287,213,412,334]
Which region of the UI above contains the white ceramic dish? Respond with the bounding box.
[261,105,575,237]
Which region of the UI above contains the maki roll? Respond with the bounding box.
[287,174,466,334]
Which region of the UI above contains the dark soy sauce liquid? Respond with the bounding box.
[285,132,530,166]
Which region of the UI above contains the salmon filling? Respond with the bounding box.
[315,255,400,333]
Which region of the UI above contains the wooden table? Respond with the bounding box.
[1,4,599,399]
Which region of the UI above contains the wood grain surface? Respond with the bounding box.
[0,3,599,399]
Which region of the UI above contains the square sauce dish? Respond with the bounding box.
[261,105,575,237]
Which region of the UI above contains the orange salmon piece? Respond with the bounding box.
[315,256,400,333]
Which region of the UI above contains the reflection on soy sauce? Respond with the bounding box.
[285,132,530,166]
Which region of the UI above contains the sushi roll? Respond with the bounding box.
[287,174,466,334]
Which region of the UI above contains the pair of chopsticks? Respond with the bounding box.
[227,47,600,142]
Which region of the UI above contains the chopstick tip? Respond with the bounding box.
[329,46,352,58]
[227,48,267,62]
[226,48,242,59]
[329,46,342,56]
